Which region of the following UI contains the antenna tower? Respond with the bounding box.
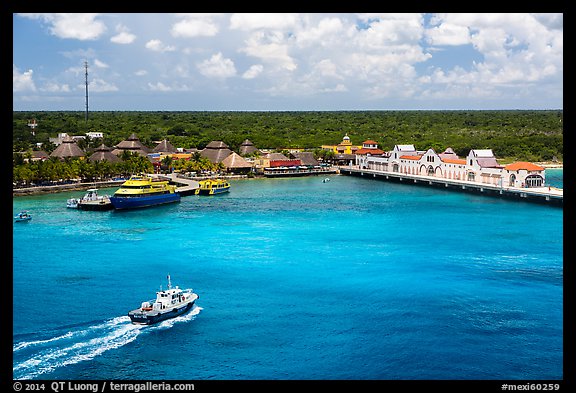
[84,61,89,122]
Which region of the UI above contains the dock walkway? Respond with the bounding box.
[339,165,563,206]
[159,173,199,196]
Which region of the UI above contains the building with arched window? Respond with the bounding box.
[356,143,546,189]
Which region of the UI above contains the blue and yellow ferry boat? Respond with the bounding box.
[195,179,230,195]
[110,174,180,209]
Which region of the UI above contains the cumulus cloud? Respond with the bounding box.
[18,13,106,40]
[111,24,136,44]
[197,52,237,79]
[88,78,118,92]
[145,39,176,52]
[94,59,109,68]
[171,14,220,37]
[230,13,299,31]
[242,64,263,79]
[13,66,36,92]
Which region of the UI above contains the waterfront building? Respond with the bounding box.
[222,152,253,174]
[356,143,546,188]
[321,134,361,155]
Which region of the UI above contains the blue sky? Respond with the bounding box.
[13,13,563,111]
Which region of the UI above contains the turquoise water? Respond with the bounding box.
[12,170,563,380]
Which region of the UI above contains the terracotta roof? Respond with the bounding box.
[363,140,378,145]
[356,148,385,155]
[442,158,467,165]
[505,162,545,171]
[400,155,422,160]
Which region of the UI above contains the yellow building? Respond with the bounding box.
[321,134,361,155]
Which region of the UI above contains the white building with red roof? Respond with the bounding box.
[356,143,546,188]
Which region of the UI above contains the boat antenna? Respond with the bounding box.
[167,274,171,289]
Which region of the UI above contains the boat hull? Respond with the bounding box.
[77,200,114,211]
[128,299,195,325]
[196,187,229,195]
[110,193,180,210]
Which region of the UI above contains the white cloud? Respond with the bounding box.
[13,66,36,92]
[94,59,109,68]
[145,39,176,52]
[88,78,118,92]
[242,65,263,79]
[148,82,172,91]
[239,31,297,71]
[40,82,71,93]
[230,13,299,31]
[111,24,136,44]
[197,53,237,79]
[171,14,220,37]
[18,13,106,40]
[135,70,148,76]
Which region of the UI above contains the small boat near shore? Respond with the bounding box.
[195,179,230,195]
[67,188,113,211]
[110,174,180,210]
[14,210,32,222]
[128,275,199,325]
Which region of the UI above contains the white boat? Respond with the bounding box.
[128,275,199,325]
[67,189,113,210]
[14,210,32,222]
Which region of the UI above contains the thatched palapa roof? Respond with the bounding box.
[291,152,319,166]
[200,141,233,163]
[50,135,85,159]
[222,152,252,169]
[111,133,150,156]
[153,139,177,153]
[239,139,260,156]
[89,144,121,163]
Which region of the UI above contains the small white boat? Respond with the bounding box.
[322,178,331,183]
[14,210,32,222]
[67,198,79,209]
[128,275,199,325]
[67,189,113,210]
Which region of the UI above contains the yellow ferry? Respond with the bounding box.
[195,179,230,195]
[110,174,180,209]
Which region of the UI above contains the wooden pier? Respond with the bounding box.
[339,166,563,207]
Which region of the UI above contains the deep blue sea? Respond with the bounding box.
[12,169,564,381]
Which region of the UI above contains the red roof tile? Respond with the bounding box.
[505,162,545,171]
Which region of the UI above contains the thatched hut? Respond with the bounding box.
[239,139,260,156]
[291,151,319,166]
[111,133,150,157]
[200,141,233,163]
[50,135,85,159]
[221,152,253,174]
[89,144,121,163]
[153,139,178,154]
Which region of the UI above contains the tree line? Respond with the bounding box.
[13,110,563,185]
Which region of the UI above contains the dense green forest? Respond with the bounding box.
[13,110,563,162]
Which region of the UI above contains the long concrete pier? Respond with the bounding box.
[338,166,563,207]
[158,173,200,196]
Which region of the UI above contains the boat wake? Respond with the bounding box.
[13,307,202,380]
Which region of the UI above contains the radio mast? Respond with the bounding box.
[84,61,89,122]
